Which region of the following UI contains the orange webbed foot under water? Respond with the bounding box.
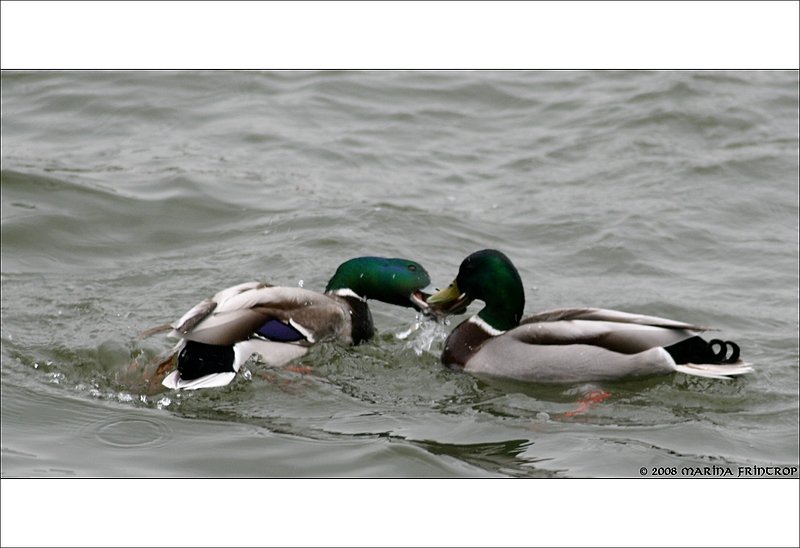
[561,389,611,418]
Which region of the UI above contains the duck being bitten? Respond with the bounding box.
[143,256,432,390]
[427,249,753,383]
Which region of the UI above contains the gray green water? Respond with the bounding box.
[2,70,798,478]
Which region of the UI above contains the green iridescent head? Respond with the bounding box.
[427,249,525,330]
[325,256,431,310]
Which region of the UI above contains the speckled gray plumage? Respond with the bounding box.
[171,284,354,346]
[451,309,721,382]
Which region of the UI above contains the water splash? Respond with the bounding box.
[396,314,449,356]
[394,320,418,340]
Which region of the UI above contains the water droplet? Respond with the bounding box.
[242,369,252,381]
[48,372,64,384]
[157,396,172,409]
[536,412,550,421]
[298,280,304,288]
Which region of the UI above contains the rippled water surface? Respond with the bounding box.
[2,70,798,478]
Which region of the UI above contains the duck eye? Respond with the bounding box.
[407,265,417,272]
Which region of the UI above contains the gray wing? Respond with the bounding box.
[175,286,349,346]
[171,281,268,336]
[463,317,697,383]
[138,282,265,340]
[520,307,710,331]
[508,318,696,354]
[172,298,218,335]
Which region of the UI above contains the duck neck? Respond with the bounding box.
[441,316,499,369]
[462,251,525,331]
[327,289,374,345]
[477,295,523,332]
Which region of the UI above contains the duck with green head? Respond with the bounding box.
[143,256,432,390]
[427,249,753,383]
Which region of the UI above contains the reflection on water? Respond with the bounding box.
[418,439,552,478]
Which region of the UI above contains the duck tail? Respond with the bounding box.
[161,340,239,391]
[672,361,754,380]
[664,336,754,380]
[162,370,237,390]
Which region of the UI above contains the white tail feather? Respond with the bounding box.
[162,370,237,390]
[673,361,754,380]
[160,339,309,391]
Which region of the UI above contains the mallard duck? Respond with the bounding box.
[144,256,432,390]
[426,249,753,383]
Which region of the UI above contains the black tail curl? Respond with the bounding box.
[708,338,740,363]
[665,336,741,365]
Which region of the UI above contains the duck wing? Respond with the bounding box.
[169,281,266,335]
[508,317,696,355]
[138,281,266,339]
[520,307,710,331]
[172,285,348,346]
[465,316,696,383]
